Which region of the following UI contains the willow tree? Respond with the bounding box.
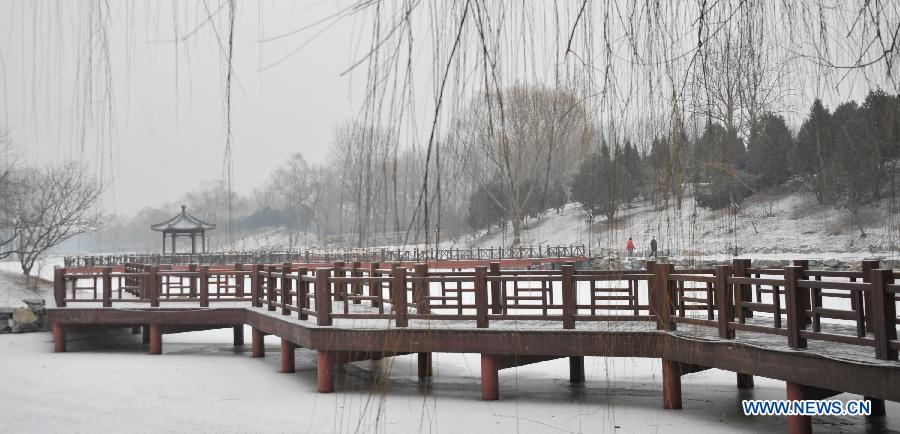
[452,86,588,245]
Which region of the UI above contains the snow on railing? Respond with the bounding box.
[52,258,899,362]
[63,244,587,267]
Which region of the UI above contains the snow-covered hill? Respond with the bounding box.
[448,188,900,262]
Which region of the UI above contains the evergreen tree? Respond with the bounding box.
[831,101,879,225]
[571,144,618,221]
[748,113,794,188]
[861,90,900,200]
[795,99,835,204]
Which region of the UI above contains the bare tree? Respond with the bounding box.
[454,86,588,245]
[0,130,24,260]
[14,162,103,276]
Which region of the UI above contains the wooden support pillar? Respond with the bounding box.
[317,351,334,393]
[280,339,296,373]
[737,373,755,389]
[784,383,841,434]
[866,396,886,418]
[417,352,433,379]
[786,383,812,434]
[480,354,499,401]
[233,325,244,346]
[149,324,162,355]
[662,359,682,409]
[251,327,265,358]
[52,323,66,353]
[569,356,585,383]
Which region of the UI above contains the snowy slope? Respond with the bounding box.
[447,189,900,262]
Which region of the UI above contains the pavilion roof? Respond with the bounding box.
[150,205,216,232]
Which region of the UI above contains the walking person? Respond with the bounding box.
[650,237,658,258]
[625,237,635,258]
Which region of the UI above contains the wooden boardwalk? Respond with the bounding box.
[48,258,900,434]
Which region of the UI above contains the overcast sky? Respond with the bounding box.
[2,1,895,218]
[1,1,374,215]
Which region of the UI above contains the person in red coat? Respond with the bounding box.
[625,237,635,258]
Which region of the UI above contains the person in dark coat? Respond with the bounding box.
[650,237,658,258]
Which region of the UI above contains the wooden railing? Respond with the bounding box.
[63,245,587,267]
[53,258,900,361]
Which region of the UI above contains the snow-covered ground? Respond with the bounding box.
[447,189,900,263]
[1,327,897,433]
[0,257,64,282]
[0,270,54,308]
[223,188,900,265]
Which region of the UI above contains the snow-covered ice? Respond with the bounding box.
[1,327,897,433]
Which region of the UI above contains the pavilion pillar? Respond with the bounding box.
[191,233,196,254]
[162,232,166,254]
[202,232,206,253]
[171,233,176,254]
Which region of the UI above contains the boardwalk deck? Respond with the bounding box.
[47,258,900,434]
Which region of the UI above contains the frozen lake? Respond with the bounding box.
[2,327,898,433]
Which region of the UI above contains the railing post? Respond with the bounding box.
[784,266,807,349]
[793,259,812,325]
[350,261,362,304]
[489,262,502,314]
[474,266,489,328]
[149,266,159,307]
[392,267,408,327]
[297,267,308,320]
[369,262,382,307]
[188,264,198,297]
[414,263,429,314]
[862,259,879,332]
[715,265,735,338]
[732,259,752,320]
[54,267,66,307]
[315,268,333,326]
[333,261,345,301]
[251,264,262,308]
[101,266,113,307]
[266,265,276,311]
[199,265,209,307]
[235,262,245,297]
[652,263,674,330]
[281,263,293,316]
[870,269,897,360]
[561,264,575,329]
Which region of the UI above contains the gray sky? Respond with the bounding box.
[1,1,368,215]
[2,1,896,219]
